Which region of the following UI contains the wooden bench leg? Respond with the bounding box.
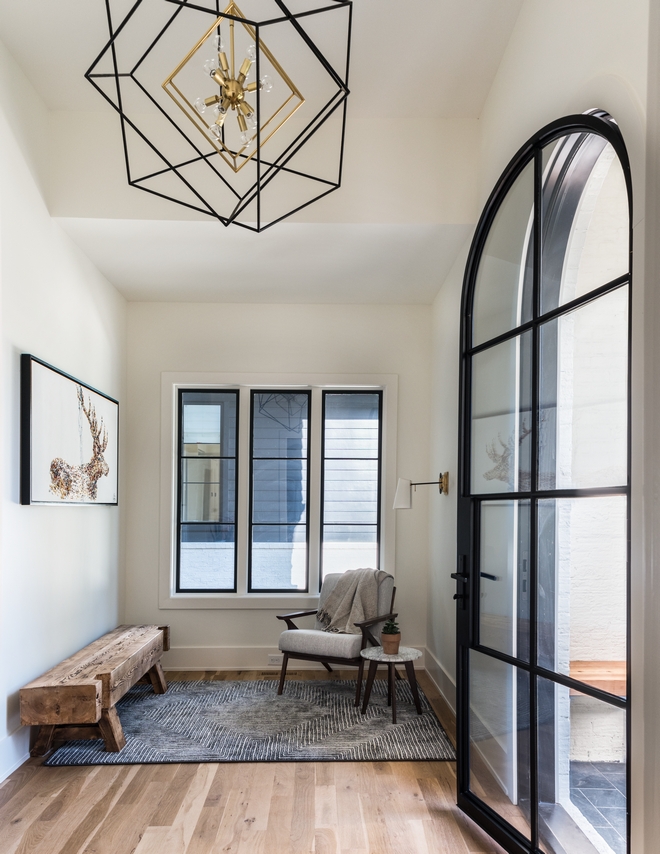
[148,662,168,694]
[99,707,126,752]
[31,725,56,757]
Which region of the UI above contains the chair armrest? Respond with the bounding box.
[353,612,398,630]
[276,609,318,631]
[354,612,398,650]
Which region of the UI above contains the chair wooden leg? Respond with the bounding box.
[387,664,393,706]
[322,662,333,673]
[355,658,365,706]
[277,653,289,695]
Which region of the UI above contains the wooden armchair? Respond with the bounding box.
[276,572,396,707]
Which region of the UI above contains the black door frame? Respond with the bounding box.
[455,112,632,854]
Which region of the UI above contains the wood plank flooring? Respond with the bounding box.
[0,669,507,854]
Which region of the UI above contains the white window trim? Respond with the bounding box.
[159,371,398,609]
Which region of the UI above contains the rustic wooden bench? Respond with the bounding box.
[20,624,170,756]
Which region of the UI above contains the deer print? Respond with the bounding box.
[483,418,556,490]
[49,386,109,501]
[484,421,532,490]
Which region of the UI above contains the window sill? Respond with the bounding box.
[159,592,321,610]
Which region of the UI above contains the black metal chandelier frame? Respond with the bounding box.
[86,0,352,231]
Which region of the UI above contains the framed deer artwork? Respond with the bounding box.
[20,355,119,505]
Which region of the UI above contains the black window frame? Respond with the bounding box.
[455,112,632,854]
[175,387,240,594]
[248,389,312,594]
[319,389,383,590]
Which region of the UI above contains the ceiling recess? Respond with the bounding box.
[87,0,352,232]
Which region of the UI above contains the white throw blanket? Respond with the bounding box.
[316,568,389,635]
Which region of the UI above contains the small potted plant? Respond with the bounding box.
[381,618,401,655]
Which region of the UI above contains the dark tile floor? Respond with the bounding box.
[570,761,626,854]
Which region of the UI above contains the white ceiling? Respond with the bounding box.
[57,218,472,303]
[0,0,523,303]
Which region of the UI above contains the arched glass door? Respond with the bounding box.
[456,112,631,854]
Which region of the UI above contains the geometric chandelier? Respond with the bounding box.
[86,0,352,231]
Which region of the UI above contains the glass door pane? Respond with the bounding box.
[539,286,628,491]
[537,678,626,854]
[479,500,530,661]
[471,331,532,494]
[472,161,534,346]
[469,650,531,840]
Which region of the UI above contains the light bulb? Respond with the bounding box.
[214,34,224,51]
[204,57,218,74]
[246,113,257,130]
[240,131,252,147]
[194,97,206,114]
[246,44,257,61]
[212,102,226,118]
[209,124,223,140]
[260,74,273,93]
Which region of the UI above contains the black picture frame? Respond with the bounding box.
[20,354,119,506]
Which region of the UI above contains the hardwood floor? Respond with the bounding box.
[0,669,507,854]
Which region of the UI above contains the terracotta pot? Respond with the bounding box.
[381,633,401,655]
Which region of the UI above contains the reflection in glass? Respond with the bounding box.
[537,497,626,696]
[322,525,377,576]
[538,677,626,854]
[252,392,309,457]
[250,391,310,591]
[471,332,532,494]
[251,524,307,590]
[179,391,238,591]
[179,523,235,590]
[252,459,307,524]
[539,286,628,490]
[469,650,531,840]
[321,392,381,580]
[542,135,629,315]
[181,459,235,523]
[472,161,533,347]
[479,500,530,660]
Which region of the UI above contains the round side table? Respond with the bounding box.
[360,646,422,723]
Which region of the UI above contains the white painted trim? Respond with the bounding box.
[424,645,456,714]
[159,371,398,610]
[0,729,30,785]
[162,644,426,671]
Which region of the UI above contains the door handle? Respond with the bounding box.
[453,593,466,601]
[451,572,468,583]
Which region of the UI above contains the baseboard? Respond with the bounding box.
[424,646,456,714]
[0,728,30,785]
[162,645,427,671]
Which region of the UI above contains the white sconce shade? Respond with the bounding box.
[393,473,449,509]
[393,478,413,510]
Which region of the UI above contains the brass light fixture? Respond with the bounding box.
[393,473,450,510]
[87,0,352,231]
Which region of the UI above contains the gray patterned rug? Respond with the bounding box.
[44,679,455,765]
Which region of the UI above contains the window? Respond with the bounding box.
[177,390,238,592]
[171,383,386,598]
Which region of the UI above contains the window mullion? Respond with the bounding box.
[308,388,323,594]
[235,386,251,594]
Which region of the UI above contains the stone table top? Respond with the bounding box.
[360,646,422,663]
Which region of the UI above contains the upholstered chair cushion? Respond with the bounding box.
[279,629,363,659]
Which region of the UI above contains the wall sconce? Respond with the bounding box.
[393,473,449,509]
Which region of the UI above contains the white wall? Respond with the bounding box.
[124,302,431,669]
[0,40,126,781]
[426,0,650,849]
